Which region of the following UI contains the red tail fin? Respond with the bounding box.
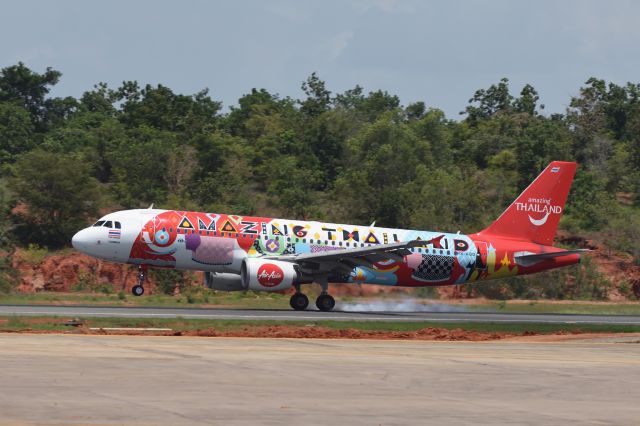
[478,161,577,245]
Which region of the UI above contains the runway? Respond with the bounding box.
[1,304,640,324]
[1,334,639,425]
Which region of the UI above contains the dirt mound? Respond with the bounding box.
[12,249,155,294]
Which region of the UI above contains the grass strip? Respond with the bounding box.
[0,315,639,335]
[2,293,640,315]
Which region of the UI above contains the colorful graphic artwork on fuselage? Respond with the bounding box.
[128,210,576,286]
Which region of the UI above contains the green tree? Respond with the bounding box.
[463,77,514,125]
[334,115,430,227]
[9,150,102,247]
[116,82,221,135]
[106,127,177,207]
[0,62,63,130]
[300,72,331,118]
[513,84,542,115]
[0,102,35,164]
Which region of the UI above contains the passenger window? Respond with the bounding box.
[114,221,121,229]
[93,220,105,227]
[103,221,112,228]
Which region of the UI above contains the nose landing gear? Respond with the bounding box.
[131,266,147,296]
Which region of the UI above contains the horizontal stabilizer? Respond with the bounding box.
[514,249,591,267]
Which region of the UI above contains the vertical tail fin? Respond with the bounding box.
[478,161,577,245]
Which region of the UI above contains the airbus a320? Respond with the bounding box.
[72,161,587,311]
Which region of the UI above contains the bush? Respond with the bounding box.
[19,243,48,265]
[570,256,611,300]
[606,210,640,263]
[151,269,184,295]
[0,253,17,293]
[72,271,113,294]
[414,286,439,299]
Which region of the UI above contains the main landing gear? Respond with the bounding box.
[315,293,335,312]
[289,281,336,312]
[315,277,335,312]
[132,266,146,296]
[289,289,309,311]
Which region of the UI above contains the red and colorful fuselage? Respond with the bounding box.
[72,161,583,294]
[72,208,579,288]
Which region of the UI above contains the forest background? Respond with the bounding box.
[0,63,638,300]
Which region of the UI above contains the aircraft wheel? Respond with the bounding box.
[132,285,145,296]
[315,294,335,312]
[289,293,309,311]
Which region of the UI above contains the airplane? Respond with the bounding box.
[72,161,588,312]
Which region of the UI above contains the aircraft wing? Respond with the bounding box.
[264,240,424,272]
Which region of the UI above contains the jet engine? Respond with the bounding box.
[241,258,300,292]
[204,272,245,291]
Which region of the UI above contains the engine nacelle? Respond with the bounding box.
[204,272,245,291]
[241,258,300,292]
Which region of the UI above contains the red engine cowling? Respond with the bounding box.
[241,258,300,292]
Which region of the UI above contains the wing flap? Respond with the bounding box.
[265,239,424,264]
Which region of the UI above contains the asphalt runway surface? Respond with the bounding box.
[1,334,639,425]
[1,304,640,324]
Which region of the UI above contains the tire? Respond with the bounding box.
[132,285,145,296]
[315,294,335,312]
[290,293,309,311]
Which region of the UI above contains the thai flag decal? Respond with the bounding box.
[108,229,121,239]
[551,166,560,173]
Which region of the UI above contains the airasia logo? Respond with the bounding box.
[257,263,284,287]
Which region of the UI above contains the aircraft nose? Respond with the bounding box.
[71,228,91,252]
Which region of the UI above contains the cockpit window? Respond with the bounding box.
[114,221,121,229]
[93,220,105,227]
[103,220,113,228]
